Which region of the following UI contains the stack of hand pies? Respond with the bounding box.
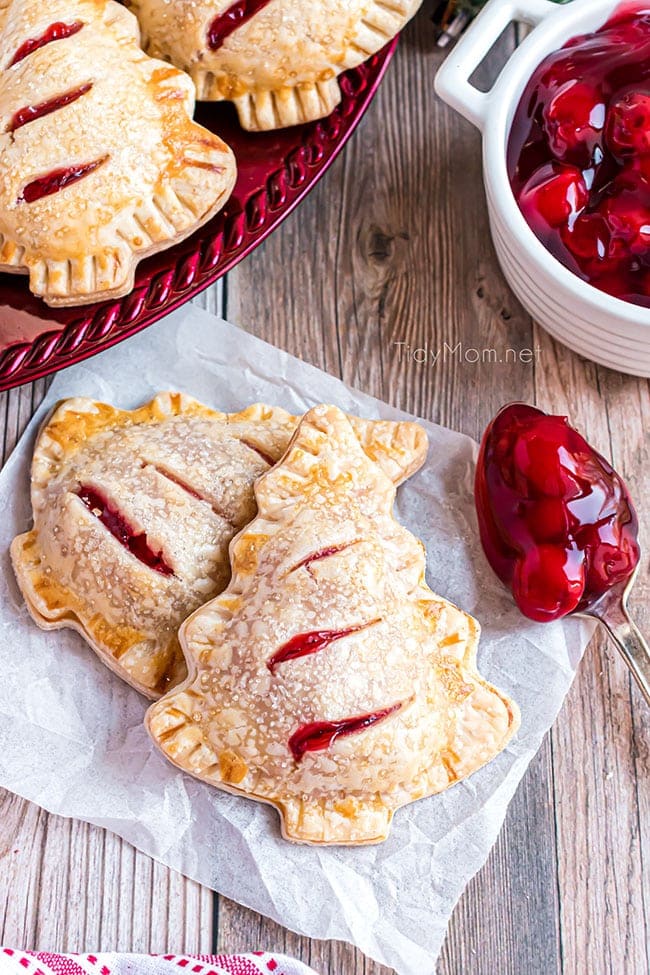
[12,393,519,845]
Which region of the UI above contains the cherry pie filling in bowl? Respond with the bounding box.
[508,4,650,308]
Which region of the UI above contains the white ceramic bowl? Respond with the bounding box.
[435,0,650,377]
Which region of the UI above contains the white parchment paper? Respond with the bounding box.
[0,306,591,974]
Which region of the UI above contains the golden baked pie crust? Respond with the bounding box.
[11,393,428,699]
[147,404,519,845]
[129,0,423,131]
[0,0,236,306]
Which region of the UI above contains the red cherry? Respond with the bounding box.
[519,162,588,229]
[523,498,571,543]
[600,170,650,255]
[588,269,640,302]
[604,8,650,34]
[561,210,622,268]
[513,545,585,622]
[542,80,605,160]
[605,90,650,157]
[511,418,582,498]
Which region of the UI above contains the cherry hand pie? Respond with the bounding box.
[0,0,236,306]
[11,393,428,699]
[147,405,519,846]
[128,0,423,131]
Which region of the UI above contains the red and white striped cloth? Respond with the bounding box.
[0,951,319,975]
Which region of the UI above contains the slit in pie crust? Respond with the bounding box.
[11,393,428,698]
[0,0,236,306]
[146,404,520,845]
[127,0,423,131]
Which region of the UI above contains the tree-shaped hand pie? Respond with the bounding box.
[11,393,428,698]
[0,0,236,306]
[147,405,519,845]
[128,0,423,131]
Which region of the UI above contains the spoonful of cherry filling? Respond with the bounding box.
[475,403,650,704]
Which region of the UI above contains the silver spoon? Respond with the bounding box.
[580,567,650,705]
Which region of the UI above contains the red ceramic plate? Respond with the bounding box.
[0,41,397,391]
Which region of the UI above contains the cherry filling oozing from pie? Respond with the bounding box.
[19,158,108,204]
[77,486,175,577]
[8,84,92,134]
[267,619,379,674]
[288,703,403,762]
[207,0,274,51]
[9,21,84,68]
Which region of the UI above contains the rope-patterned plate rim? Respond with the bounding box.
[0,41,397,391]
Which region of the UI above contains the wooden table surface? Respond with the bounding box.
[0,6,649,973]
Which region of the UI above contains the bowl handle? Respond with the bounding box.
[434,0,557,131]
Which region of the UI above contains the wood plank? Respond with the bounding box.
[217,898,372,974]
[0,789,214,953]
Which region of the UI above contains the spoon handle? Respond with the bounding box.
[590,599,650,706]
